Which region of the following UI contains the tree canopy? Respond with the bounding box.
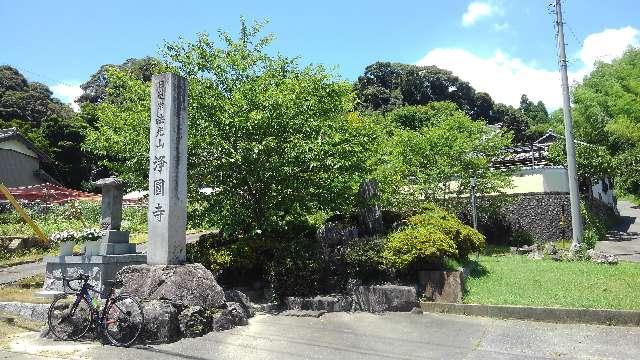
[85,20,380,236]
[354,62,547,143]
[569,48,640,194]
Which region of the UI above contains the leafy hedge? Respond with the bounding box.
[344,236,386,284]
[383,206,485,271]
[408,206,485,259]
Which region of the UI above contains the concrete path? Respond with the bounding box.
[0,262,45,286]
[596,200,640,261]
[3,312,640,359]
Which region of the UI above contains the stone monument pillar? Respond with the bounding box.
[147,73,188,265]
[95,177,135,255]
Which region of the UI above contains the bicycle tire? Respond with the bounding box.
[47,295,93,341]
[103,294,144,347]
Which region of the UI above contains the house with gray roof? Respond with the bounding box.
[0,127,58,187]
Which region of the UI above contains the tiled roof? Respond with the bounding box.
[0,127,52,162]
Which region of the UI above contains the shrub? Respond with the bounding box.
[266,236,323,302]
[409,206,485,259]
[580,201,608,249]
[383,224,457,271]
[344,237,386,284]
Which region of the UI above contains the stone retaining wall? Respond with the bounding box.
[498,192,572,243]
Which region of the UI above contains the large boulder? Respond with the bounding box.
[178,306,212,338]
[352,285,418,313]
[224,290,255,318]
[141,300,180,343]
[116,263,224,308]
[211,302,248,331]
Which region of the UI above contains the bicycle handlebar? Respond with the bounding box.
[62,273,90,292]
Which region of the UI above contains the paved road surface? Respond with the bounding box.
[0,262,45,285]
[2,312,640,359]
[596,200,640,261]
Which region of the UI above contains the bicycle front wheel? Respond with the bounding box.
[104,294,144,347]
[47,295,93,341]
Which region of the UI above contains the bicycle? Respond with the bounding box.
[47,273,144,347]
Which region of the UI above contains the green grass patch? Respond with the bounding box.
[617,191,640,206]
[0,275,49,304]
[464,255,640,310]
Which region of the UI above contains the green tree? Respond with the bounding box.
[77,57,160,105]
[373,102,512,213]
[570,48,640,194]
[85,20,380,236]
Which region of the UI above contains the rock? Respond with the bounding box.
[317,222,359,246]
[280,310,326,318]
[141,300,180,343]
[418,270,463,303]
[352,285,418,313]
[285,295,352,312]
[410,307,423,315]
[251,302,280,314]
[116,263,224,308]
[211,302,248,331]
[224,290,255,318]
[527,251,543,260]
[178,306,211,338]
[587,249,619,265]
[358,180,384,236]
[0,301,49,322]
[543,242,558,255]
[8,238,26,251]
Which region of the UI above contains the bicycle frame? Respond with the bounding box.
[67,279,120,329]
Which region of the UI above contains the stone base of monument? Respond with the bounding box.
[42,254,147,293]
[115,263,253,343]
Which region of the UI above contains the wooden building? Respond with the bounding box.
[0,128,58,187]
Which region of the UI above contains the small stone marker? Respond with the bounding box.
[95,177,124,231]
[147,73,188,265]
[95,177,134,255]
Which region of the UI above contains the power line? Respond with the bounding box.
[11,65,82,89]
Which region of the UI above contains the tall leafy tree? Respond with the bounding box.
[374,101,512,213]
[570,48,640,194]
[85,20,380,236]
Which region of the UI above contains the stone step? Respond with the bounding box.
[285,286,419,313]
[285,295,352,312]
[280,310,326,318]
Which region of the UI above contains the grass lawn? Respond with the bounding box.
[0,275,49,304]
[464,254,640,310]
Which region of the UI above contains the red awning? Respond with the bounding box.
[0,183,100,204]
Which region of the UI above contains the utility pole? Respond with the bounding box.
[555,0,584,249]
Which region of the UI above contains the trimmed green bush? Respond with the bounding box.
[409,206,485,259]
[383,224,457,271]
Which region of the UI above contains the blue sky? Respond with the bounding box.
[2,0,639,110]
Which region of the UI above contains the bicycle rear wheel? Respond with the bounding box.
[47,295,93,341]
[104,294,144,347]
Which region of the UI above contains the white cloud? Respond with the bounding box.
[50,83,83,112]
[462,2,497,27]
[415,26,639,110]
[579,26,639,69]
